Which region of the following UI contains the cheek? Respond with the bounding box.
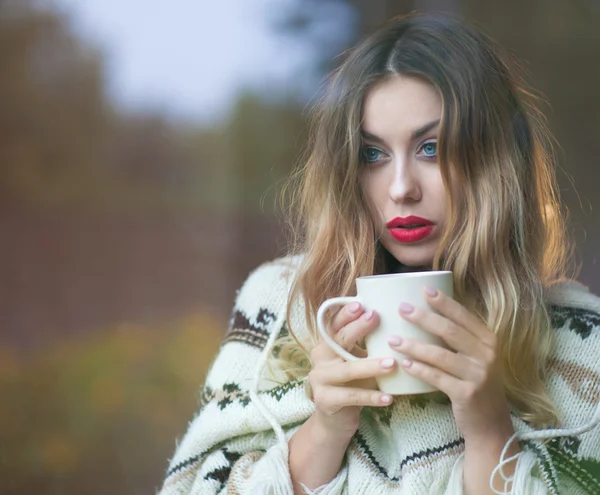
[364,173,387,204]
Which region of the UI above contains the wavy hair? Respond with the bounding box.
[277,13,574,426]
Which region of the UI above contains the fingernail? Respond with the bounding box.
[424,286,438,297]
[402,359,413,368]
[381,395,392,404]
[387,335,402,346]
[399,302,414,314]
[349,302,361,313]
[380,358,395,368]
[364,309,374,321]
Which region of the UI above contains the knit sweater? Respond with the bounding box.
[158,257,600,495]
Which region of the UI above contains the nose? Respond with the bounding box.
[388,158,421,203]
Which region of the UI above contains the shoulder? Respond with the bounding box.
[545,280,600,340]
[238,254,303,294]
[233,254,303,314]
[225,255,304,350]
[544,281,600,420]
[202,255,305,391]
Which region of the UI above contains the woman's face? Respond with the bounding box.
[360,76,447,268]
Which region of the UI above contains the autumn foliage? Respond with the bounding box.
[0,1,301,493]
[1,313,222,494]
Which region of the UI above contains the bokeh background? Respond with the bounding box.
[1,1,598,494]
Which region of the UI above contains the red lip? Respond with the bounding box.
[386,216,434,243]
[386,216,433,228]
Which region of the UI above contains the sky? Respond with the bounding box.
[49,0,354,124]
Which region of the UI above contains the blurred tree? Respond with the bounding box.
[227,92,307,209]
[222,92,308,295]
[267,0,360,82]
[464,0,600,212]
[0,0,114,210]
[0,0,233,214]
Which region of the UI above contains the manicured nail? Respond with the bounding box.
[349,302,361,313]
[402,359,413,368]
[387,335,402,346]
[364,309,374,321]
[424,286,438,297]
[380,358,395,368]
[399,302,414,314]
[381,395,392,404]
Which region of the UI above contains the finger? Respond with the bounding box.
[311,357,396,385]
[310,341,368,364]
[352,345,368,358]
[328,302,364,334]
[314,385,393,409]
[400,358,460,398]
[333,309,378,351]
[388,339,476,380]
[398,304,483,356]
[423,288,496,347]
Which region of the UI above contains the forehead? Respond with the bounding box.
[361,76,442,136]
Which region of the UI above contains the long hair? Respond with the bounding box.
[278,13,573,426]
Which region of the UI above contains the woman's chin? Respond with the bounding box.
[386,251,435,271]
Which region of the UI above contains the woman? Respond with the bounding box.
[158,14,600,495]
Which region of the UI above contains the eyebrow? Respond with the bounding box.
[361,118,441,143]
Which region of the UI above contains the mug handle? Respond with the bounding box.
[316,297,366,362]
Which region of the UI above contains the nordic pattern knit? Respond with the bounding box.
[158,257,600,494]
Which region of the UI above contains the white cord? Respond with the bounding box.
[248,311,290,451]
[490,401,600,494]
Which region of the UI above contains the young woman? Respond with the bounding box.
[158,14,600,495]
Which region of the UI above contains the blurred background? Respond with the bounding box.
[0,0,598,493]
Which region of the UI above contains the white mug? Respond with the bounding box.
[316,271,453,395]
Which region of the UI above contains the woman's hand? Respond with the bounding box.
[308,301,396,436]
[388,287,514,442]
[289,302,396,493]
[388,287,519,493]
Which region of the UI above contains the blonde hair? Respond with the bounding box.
[276,13,574,427]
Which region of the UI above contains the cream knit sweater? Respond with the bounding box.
[158,257,600,494]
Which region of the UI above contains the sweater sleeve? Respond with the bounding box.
[225,428,348,494]
[441,449,548,495]
[444,300,600,495]
[157,258,343,495]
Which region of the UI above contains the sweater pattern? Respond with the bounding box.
[158,259,600,494]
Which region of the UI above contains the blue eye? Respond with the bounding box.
[419,141,437,159]
[360,146,385,164]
